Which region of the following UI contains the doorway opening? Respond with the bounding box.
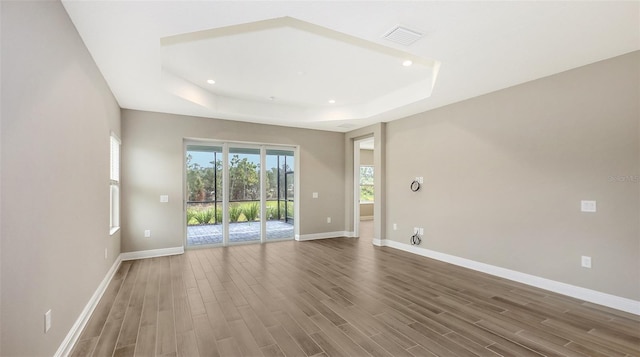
[354,137,375,241]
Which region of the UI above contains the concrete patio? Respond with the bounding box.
[187,220,294,246]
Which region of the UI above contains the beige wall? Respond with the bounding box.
[0,1,121,355]
[360,149,374,165]
[121,110,345,252]
[385,51,640,300]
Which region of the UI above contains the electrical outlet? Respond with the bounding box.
[144,230,151,238]
[45,309,52,333]
[393,223,397,231]
[312,192,318,198]
[419,227,424,235]
[327,217,331,223]
[104,248,108,260]
[581,200,596,212]
[581,256,592,268]
[414,227,419,234]
[160,195,169,203]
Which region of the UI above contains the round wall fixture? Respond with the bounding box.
[410,180,421,192]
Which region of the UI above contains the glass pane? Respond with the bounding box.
[360,185,374,203]
[360,166,374,185]
[186,145,223,246]
[229,147,261,243]
[265,150,294,240]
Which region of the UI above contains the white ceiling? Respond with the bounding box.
[61,1,640,132]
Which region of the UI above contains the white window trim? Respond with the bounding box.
[110,133,121,235]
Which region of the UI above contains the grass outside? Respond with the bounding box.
[187,200,293,225]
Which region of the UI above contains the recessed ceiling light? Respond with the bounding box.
[402,60,413,67]
[328,99,336,104]
[206,79,216,84]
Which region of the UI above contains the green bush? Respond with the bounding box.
[277,201,294,220]
[194,209,214,225]
[214,207,222,224]
[229,205,243,222]
[266,206,277,220]
[244,202,259,221]
[186,208,197,225]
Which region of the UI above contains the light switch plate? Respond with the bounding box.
[160,195,169,203]
[581,200,596,212]
[312,192,318,198]
[581,256,592,268]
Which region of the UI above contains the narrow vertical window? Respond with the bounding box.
[110,134,121,234]
[359,165,374,203]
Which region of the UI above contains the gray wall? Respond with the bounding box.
[121,110,345,252]
[385,51,640,300]
[1,1,121,355]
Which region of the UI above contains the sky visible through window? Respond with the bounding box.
[189,151,292,171]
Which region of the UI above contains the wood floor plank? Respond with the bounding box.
[176,331,200,357]
[266,325,307,357]
[117,259,150,349]
[215,337,243,357]
[70,221,640,357]
[272,310,323,356]
[237,304,276,347]
[260,344,286,357]
[193,314,221,357]
[309,331,349,357]
[227,318,264,356]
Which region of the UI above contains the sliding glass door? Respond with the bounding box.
[265,150,295,240]
[186,146,223,246]
[228,147,261,244]
[185,142,296,247]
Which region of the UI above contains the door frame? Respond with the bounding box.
[183,138,299,248]
[353,136,374,239]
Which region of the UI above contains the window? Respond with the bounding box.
[110,134,120,234]
[359,165,374,203]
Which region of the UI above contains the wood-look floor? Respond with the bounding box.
[71,221,640,357]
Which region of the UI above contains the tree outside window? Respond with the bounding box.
[360,166,374,203]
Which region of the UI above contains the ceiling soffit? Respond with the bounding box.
[160,17,440,125]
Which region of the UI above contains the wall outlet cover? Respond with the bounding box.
[581,200,597,212]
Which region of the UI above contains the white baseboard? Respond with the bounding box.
[54,255,122,357]
[120,246,184,261]
[296,231,354,241]
[377,239,640,315]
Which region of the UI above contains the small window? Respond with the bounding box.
[359,165,374,203]
[110,134,120,234]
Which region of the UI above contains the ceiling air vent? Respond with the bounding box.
[383,26,422,46]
